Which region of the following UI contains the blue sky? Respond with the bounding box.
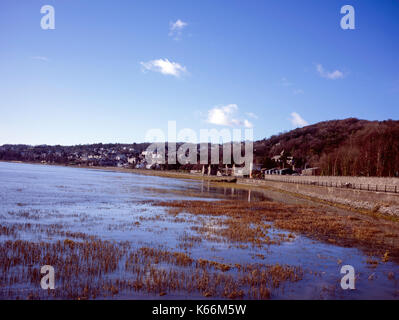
[0,0,398,145]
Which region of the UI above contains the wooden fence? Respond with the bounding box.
[239,177,399,194]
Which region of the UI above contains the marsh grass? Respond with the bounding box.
[2,183,398,299]
[0,239,303,300]
[153,200,399,260]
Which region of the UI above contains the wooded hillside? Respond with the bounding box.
[254,118,399,177]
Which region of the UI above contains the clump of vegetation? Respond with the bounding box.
[154,199,399,260]
[0,239,303,300]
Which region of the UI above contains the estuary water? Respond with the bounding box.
[0,162,398,300]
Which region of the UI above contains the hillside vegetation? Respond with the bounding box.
[255,118,399,177]
[2,118,399,177]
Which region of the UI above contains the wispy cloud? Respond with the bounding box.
[245,112,258,119]
[280,77,293,87]
[31,56,49,61]
[293,89,304,95]
[316,64,345,80]
[207,104,253,128]
[169,19,188,40]
[290,112,308,127]
[140,59,187,77]
[281,78,304,95]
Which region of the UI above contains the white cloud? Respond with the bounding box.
[207,104,253,128]
[316,64,344,80]
[31,56,48,61]
[169,19,188,40]
[170,19,187,31]
[243,119,253,128]
[290,112,308,127]
[140,59,187,77]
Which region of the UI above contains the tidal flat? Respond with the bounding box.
[0,162,398,300]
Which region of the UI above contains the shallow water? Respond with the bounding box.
[0,162,398,299]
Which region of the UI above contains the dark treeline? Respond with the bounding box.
[254,118,399,177]
[2,118,399,177]
[318,121,399,176]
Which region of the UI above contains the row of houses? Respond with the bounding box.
[264,168,296,175]
[189,164,252,178]
[1,145,322,177]
[189,165,321,178]
[0,144,142,168]
[264,167,320,176]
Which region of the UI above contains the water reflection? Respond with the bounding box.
[1,162,398,300]
[192,180,273,203]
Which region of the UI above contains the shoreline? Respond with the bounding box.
[1,160,399,300]
[1,160,398,220]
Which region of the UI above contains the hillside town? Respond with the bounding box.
[0,144,143,168]
[0,143,320,178]
[2,119,399,178]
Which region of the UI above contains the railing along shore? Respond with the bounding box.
[239,176,399,194]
